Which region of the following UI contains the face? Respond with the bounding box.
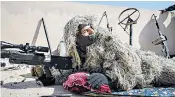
[77,25,96,47]
[80,26,95,36]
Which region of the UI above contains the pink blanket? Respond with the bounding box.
[63,72,111,93]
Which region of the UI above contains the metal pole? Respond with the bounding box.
[42,18,52,55]
[31,19,42,46]
[130,24,132,46]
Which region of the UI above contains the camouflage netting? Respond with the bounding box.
[52,15,175,90]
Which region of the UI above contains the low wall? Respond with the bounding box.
[1,1,175,56]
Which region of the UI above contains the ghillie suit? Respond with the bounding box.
[52,15,175,91]
[51,15,99,85]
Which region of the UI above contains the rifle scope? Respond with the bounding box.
[1,41,49,53]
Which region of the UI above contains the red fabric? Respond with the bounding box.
[63,72,111,93]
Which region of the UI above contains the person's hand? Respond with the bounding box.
[87,73,109,89]
[36,74,55,86]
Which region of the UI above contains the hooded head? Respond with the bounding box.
[63,15,98,68]
[76,23,97,47]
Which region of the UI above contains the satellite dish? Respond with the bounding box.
[118,8,140,46]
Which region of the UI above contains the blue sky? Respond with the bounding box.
[75,1,174,10]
